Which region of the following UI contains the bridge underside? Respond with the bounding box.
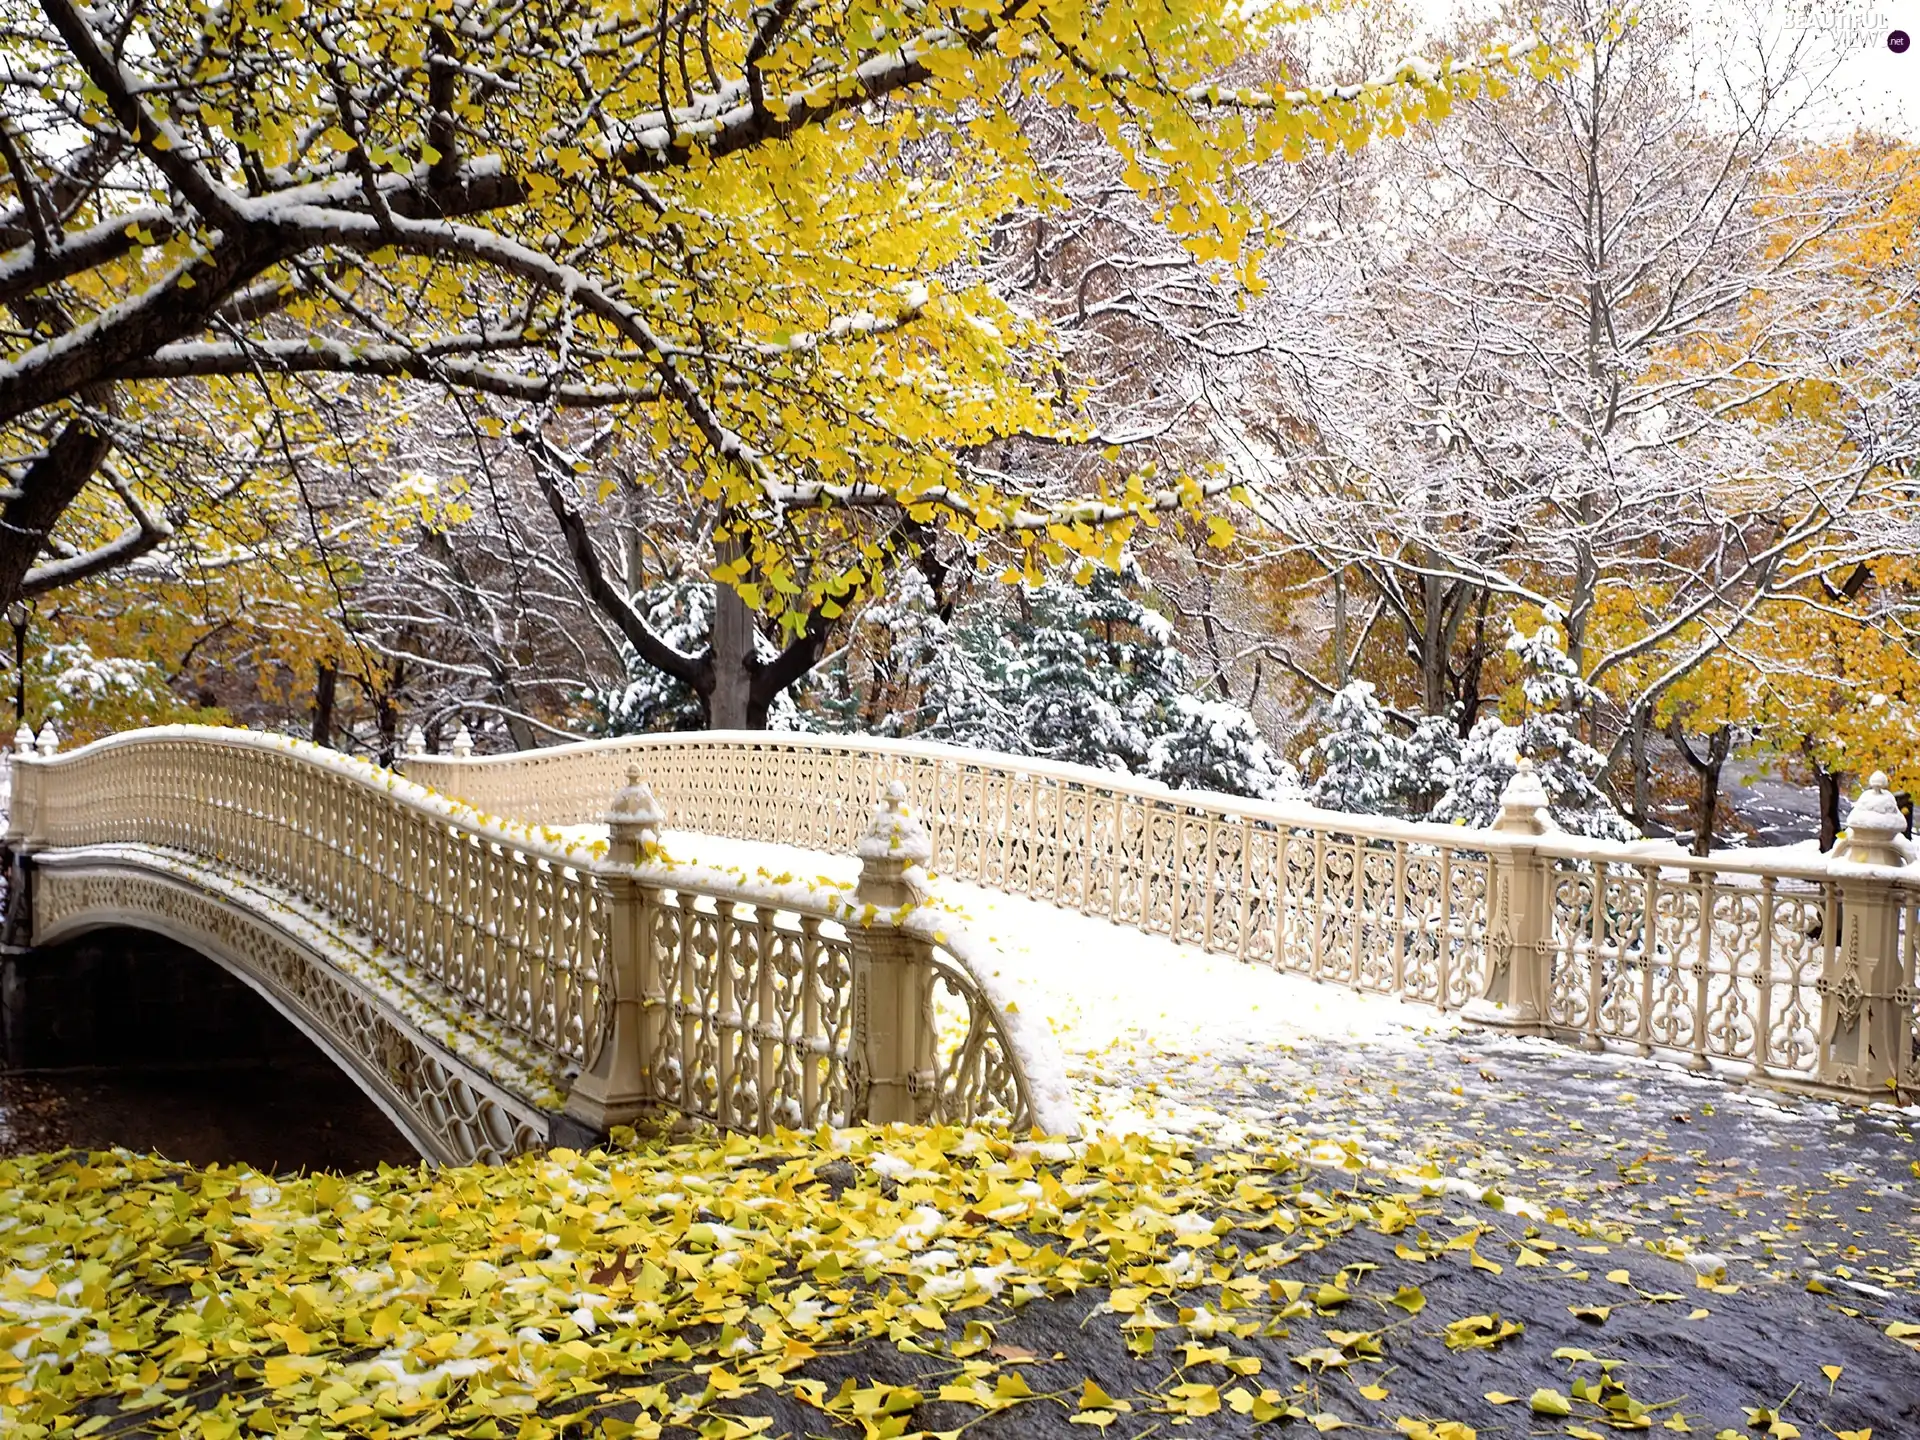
[22,846,565,1165]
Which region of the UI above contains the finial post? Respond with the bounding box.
[1491,757,1553,835]
[564,762,669,1140]
[848,779,936,1125]
[1464,758,1553,1036]
[604,764,666,864]
[855,779,932,908]
[1832,771,1907,868]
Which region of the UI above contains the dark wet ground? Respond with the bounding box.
[0,1050,418,1172]
[1123,1024,1919,1307]
[1284,1029,1917,1308]
[784,1210,1920,1439]
[5,1008,1917,1436]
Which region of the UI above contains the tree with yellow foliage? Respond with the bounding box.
[1224,1,1917,782]
[0,0,1547,728]
[1598,131,1920,847]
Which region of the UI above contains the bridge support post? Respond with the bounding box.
[563,767,667,1139]
[1817,773,1913,1097]
[1464,761,1554,1034]
[849,782,937,1125]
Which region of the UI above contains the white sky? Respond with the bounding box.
[1409,0,1920,136]
[1825,3,1920,133]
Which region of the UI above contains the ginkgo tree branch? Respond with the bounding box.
[0,0,1546,632]
[521,428,715,693]
[123,338,652,407]
[20,460,176,596]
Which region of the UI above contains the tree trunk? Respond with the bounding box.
[709,541,755,730]
[1693,729,1728,859]
[0,415,112,614]
[376,659,406,767]
[1420,566,1446,716]
[1667,720,1730,857]
[1331,570,1348,687]
[310,663,337,748]
[1200,589,1234,701]
[1454,587,1492,733]
[1629,706,1650,836]
[1816,763,1842,853]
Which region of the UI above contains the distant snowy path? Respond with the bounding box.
[652,827,1920,1312]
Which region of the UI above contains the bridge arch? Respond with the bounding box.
[27,853,551,1165]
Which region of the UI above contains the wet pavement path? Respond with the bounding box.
[1087,1021,1920,1323]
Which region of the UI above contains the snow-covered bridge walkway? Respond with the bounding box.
[402,726,1920,1111]
[653,822,1919,1312]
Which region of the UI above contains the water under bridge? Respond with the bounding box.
[1,725,1914,1165]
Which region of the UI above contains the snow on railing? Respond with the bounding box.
[404,729,1919,1104]
[3,726,1075,1140]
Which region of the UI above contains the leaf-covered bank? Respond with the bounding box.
[2,1123,1915,1440]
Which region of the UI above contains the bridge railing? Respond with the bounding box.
[5,727,1073,1139]
[401,728,1918,1105]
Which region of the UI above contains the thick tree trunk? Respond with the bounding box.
[1693,731,1728,859]
[1816,764,1842,853]
[1420,567,1446,716]
[1668,720,1730,857]
[1455,588,1492,732]
[498,706,538,752]
[709,549,755,730]
[310,663,337,748]
[376,659,406,768]
[0,415,111,613]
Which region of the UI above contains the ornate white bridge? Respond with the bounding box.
[4,724,1915,1165]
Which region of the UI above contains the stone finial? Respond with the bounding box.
[1833,771,1907,867]
[858,780,932,866]
[606,764,666,841]
[33,721,57,756]
[403,725,426,758]
[856,781,931,907]
[12,722,32,755]
[449,722,474,758]
[1491,758,1553,836]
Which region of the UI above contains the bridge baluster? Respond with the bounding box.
[563,767,664,1134]
[849,782,937,1126]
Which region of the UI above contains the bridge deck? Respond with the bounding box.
[616,825,1920,1298]
[629,825,1447,1136]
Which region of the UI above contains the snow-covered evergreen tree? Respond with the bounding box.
[598,580,711,733]
[1430,715,1522,829]
[1389,709,1463,819]
[1012,564,1187,772]
[1432,622,1634,839]
[614,558,1294,804]
[1299,681,1402,813]
[800,568,1014,747]
[1146,696,1299,800]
